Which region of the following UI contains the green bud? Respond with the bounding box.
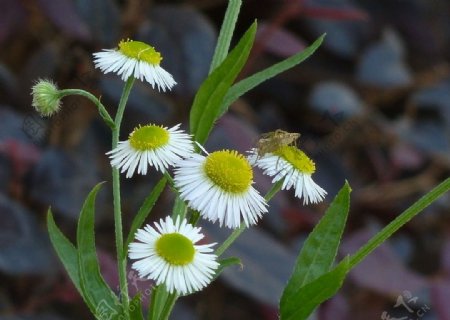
[31,79,62,117]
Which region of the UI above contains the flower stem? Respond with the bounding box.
[264,179,284,202]
[112,77,135,319]
[58,89,115,129]
[215,223,246,257]
[215,180,284,257]
[114,78,135,136]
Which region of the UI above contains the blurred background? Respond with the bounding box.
[1,0,450,319]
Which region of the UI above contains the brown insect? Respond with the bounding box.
[256,129,300,157]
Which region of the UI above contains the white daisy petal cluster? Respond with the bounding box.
[249,146,327,204]
[93,39,176,91]
[128,216,219,295]
[107,124,193,178]
[174,150,268,229]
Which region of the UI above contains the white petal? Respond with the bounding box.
[93,49,176,91]
[174,153,268,229]
[128,216,218,295]
[251,150,327,204]
[106,125,193,178]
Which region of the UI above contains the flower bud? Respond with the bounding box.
[31,79,62,117]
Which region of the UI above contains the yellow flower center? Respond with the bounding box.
[204,150,253,194]
[129,125,169,151]
[118,39,162,65]
[155,233,195,266]
[274,146,316,174]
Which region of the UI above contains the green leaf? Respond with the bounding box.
[171,194,188,221]
[125,177,167,254]
[348,177,450,269]
[281,181,351,307]
[219,34,325,117]
[148,285,168,320]
[158,291,178,320]
[76,183,123,319]
[280,258,350,320]
[189,21,257,144]
[209,0,242,73]
[212,257,241,281]
[130,294,144,320]
[47,210,81,294]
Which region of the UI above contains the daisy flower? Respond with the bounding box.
[129,216,219,295]
[107,124,193,178]
[249,145,327,204]
[174,149,268,229]
[93,39,176,91]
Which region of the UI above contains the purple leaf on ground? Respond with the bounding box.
[390,142,426,171]
[303,0,370,58]
[302,4,369,21]
[319,293,350,320]
[257,23,306,58]
[36,0,91,41]
[441,237,450,275]
[431,281,450,319]
[340,224,428,295]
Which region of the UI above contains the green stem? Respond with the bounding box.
[349,177,450,269]
[264,179,284,202]
[215,223,246,257]
[215,180,284,257]
[114,78,135,137]
[158,292,178,320]
[209,0,242,73]
[112,77,135,319]
[58,88,115,129]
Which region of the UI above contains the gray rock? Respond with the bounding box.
[309,81,364,121]
[357,28,412,88]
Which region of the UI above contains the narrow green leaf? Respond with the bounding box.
[171,194,188,221]
[47,210,81,294]
[188,209,201,225]
[148,285,168,320]
[130,294,144,320]
[77,183,123,319]
[209,0,242,73]
[125,177,167,254]
[219,34,325,117]
[280,258,350,320]
[212,257,242,281]
[281,181,351,307]
[349,177,450,269]
[158,291,178,320]
[189,21,257,144]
